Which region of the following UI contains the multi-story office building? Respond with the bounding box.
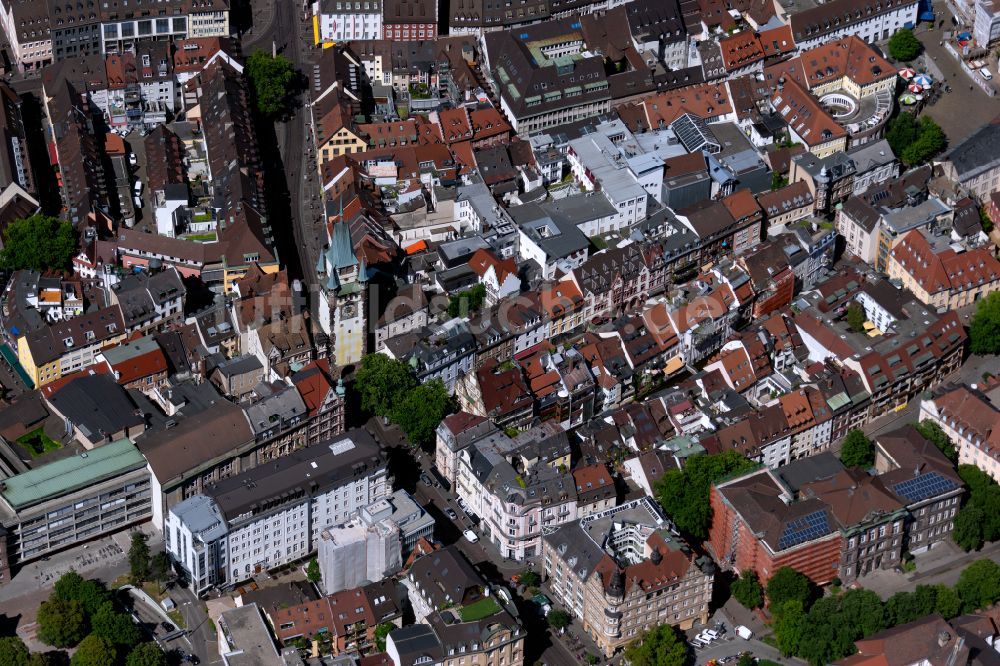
[542,497,714,657]
[165,430,390,593]
[0,0,230,70]
[0,439,151,583]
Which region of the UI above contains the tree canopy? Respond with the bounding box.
[306,558,321,584]
[970,292,1000,355]
[90,602,142,650]
[840,429,875,468]
[622,624,688,666]
[355,353,418,417]
[390,379,451,448]
[447,284,487,318]
[245,50,297,119]
[771,566,978,664]
[731,570,764,609]
[373,623,394,652]
[124,643,167,666]
[128,532,150,584]
[53,572,111,618]
[956,559,1000,612]
[888,28,923,61]
[0,636,30,666]
[654,450,756,538]
[37,598,88,648]
[913,420,956,462]
[546,610,571,630]
[885,113,947,166]
[846,302,866,333]
[952,464,1000,551]
[69,635,115,666]
[0,215,76,272]
[766,566,814,610]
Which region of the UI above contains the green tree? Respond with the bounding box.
[0,215,76,272]
[518,570,540,588]
[884,590,922,626]
[27,654,65,666]
[970,292,1000,355]
[654,450,756,538]
[546,610,571,630]
[934,584,963,619]
[839,588,886,640]
[150,552,172,593]
[447,284,487,317]
[124,643,168,666]
[913,420,956,462]
[305,558,321,584]
[37,598,88,648]
[622,624,687,666]
[901,117,946,166]
[389,378,451,448]
[957,559,1000,612]
[766,566,814,610]
[840,429,875,468]
[0,636,30,666]
[70,635,115,666]
[128,532,150,584]
[771,171,789,191]
[54,573,111,618]
[772,600,806,656]
[952,501,986,551]
[373,623,394,652]
[731,570,764,609]
[888,28,922,61]
[90,602,142,650]
[846,302,867,333]
[885,113,919,157]
[245,50,297,118]
[355,353,418,417]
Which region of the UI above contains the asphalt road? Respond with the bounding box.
[249,0,325,298]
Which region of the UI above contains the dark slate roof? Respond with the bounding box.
[944,118,1000,180]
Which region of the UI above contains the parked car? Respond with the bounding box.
[445,508,458,520]
[457,497,469,512]
[463,529,479,543]
[419,473,432,487]
[690,638,706,649]
[735,625,753,640]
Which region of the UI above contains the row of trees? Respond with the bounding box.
[768,560,1000,665]
[952,464,1000,550]
[354,353,452,448]
[32,571,167,666]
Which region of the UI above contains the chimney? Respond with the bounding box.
[938,631,951,648]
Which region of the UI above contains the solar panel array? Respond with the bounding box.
[893,471,959,503]
[778,510,830,550]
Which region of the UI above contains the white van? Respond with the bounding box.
[736,625,753,640]
[982,67,993,80]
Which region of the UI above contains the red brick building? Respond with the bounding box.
[382,0,438,40]
[708,467,842,586]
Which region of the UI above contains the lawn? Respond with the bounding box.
[16,428,61,458]
[192,212,213,222]
[185,232,217,242]
[459,597,501,622]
